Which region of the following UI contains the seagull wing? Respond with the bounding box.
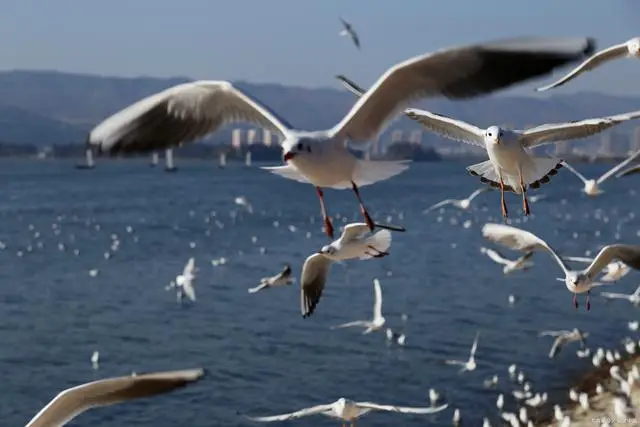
[330,36,594,144]
[335,75,366,97]
[515,251,534,263]
[481,223,570,274]
[470,331,480,358]
[356,402,449,415]
[633,285,640,298]
[300,253,333,318]
[616,164,640,179]
[548,336,564,358]
[600,292,631,300]
[560,162,589,184]
[25,368,205,427]
[535,42,629,92]
[585,244,640,279]
[182,257,195,277]
[481,247,512,265]
[405,109,485,147]
[539,330,572,337]
[445,359,466,366]
[243,404,334,422]
[339,223,371,243]
[248,283,269,294]
[88,81,294,155]
[330,320,371,330]
[373,278,383,320]
[181,278,196,302]
[467,187,491,201]
[597,149,640,184]
[423,199,456,213]
[562,256,594,264]
[518,110,640,148]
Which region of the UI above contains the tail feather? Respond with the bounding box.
[360,229,392,260]
[352,159,410,187]
[467,158,563,194]
[261,165,310,184]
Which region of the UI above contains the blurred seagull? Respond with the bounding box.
[174,257,197,303]
[561,150,640,196]
[482,223,640,310]
[445,331,480,373]
[562,255,631,282]
[600,285,640,306]
[339,17,360,49]
[331,278,385,334]
[536,37,640,91]
[480,247,534,275]
[423,188,491,213]
[249,264,295,293]
[539,328,589,358]
[88,37,595,239]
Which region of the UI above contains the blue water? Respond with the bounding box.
[2,158,639,426]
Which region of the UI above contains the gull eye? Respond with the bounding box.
[296,142,303,151]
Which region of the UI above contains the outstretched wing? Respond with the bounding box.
[242,404,334,422]
[480,247,511,265]
[356,402,449,415]
[585,244,640,279]
[405,109,485,147]
[423,199,456,213]
[597,149,640,184]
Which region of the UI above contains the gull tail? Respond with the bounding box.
[260,165,310,184]
[467,158,563,194]
[351,159,410,188]
[360,229,392,260]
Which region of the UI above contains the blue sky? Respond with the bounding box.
[0,0,638,95]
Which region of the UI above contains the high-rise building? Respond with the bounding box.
[232,129,242,149]
[247,129,257,145]
[391,130,403,143]
[409,130,422,145]
[599,133,613,156]
[263,129,272,146]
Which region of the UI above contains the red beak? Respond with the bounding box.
[283,151,295,162]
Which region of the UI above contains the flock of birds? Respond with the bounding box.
[16,23,640,427]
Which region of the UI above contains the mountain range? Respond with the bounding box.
[0,69,639,148]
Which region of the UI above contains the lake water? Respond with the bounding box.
[2,158,639,426]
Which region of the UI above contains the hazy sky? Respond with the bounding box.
[0,0,638,96]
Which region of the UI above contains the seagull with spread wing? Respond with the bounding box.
[536,37,640,92]
[446,331,480,373]
[480,246,534,275]
[562,255,631,282]
[539,328,589,359]
[167,257,197,303]
[423,187,491,213]
[88,37,594,238]
[24,368,205,427]
[241,397,448,426]
[339,17,360,49]
[249,264,295,293]
[403,108,640,217]
[481,223,640,310]
[561,150,640,197]
[601,285,640,306]
[331,278,385,334]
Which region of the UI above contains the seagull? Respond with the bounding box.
[403,108,640,217]
[339,17,360,49]
[600,285,640,305]
[539,328,589,358]
[385,328,406,346]
[445,331,480,373]
[175,257,197,303]
[481,223,640,310]
[562,256,631,282]
[88,36,595,238]
[617,164,640,178]
[480,246,534,275]
[241,397,448,426]
[248,264,295,293]
[299,223,401,317]
[24,368,205,427]
[90,351,100,370]
[331,278,386,334]
[423,188,491,213]
[536,37,640,92]
[561,150,640,196]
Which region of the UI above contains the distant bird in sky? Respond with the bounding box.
[423,187,491,213]
[539,328,589,359]
[248,264,294,293]
[88,36,595,239]
[562,150,640,196]
[536,37,640,92]
[331,278,386,334]
[339,17,360,49]
[445,331,480,373]
[600,285,640,306]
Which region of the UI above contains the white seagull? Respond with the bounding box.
[539,328,589,358]
[423,187,491,213]
[481,223,640,310]
[24,368,205,427]
[403,108,640,217]
[480,246,534,275]
[445,331,480,373]
[88,36,594,238]
[241,397,448,426]
[536,37,640,91]
[299,223,400,317]
[600,285,640,306]
[174,257,197,303]
[331,278,385,334]
[339,17,360,49]
[248,264,295,293]
[561,150,640,197]
[562,255,631,282]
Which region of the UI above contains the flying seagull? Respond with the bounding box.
[481,223,640,310]
[600,284,640,306]
[331,278,386,334]
[561,150,640,196]
[241,397,448,426]
[88,36,595,238]
[403,108,640,217]
[423,187,491,213]
[300,223,401,318]
[445,331,480,373]
[539,328,589,358]
[536,37,640,92]
[339,17,360,49]
[480,247,534,275]
[249,264,295,293]
[25,368,205,427]
[562,256,631,282]
[175,257,197,303]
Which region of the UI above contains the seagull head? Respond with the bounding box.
[484,126,503,145]
[561,272,590,292]
[319,244,337,256]
[282,137,312,162]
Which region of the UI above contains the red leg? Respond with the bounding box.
[519,174,531,216]
[315,186,334,238]
[351,181,374,231]
[573,293,579,309]
[586,291,591,311]
[500,177,509,218]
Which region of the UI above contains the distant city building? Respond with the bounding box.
[409,130,422,145]
[247,129,257,145]
[599,133,613,156]
[232,129,242,148]
[263,129,272,146]
[391,130,403,144]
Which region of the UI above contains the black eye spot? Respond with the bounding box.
[296,142,303,150]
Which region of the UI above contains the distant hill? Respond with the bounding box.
[0,69,639,147]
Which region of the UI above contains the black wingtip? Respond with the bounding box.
[584,37,597,56]
[374,222,406,232]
